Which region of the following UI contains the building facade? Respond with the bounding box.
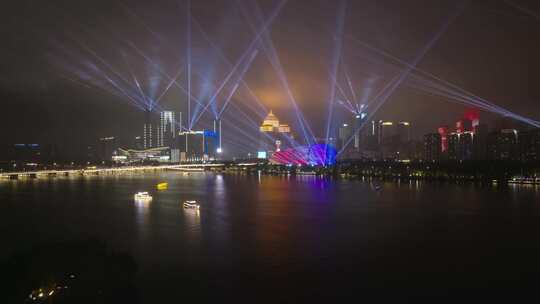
[487,129,519,160]
[178,130,218,162]
[259,110,293,158]
[157,111,179,148]
[448,132,474,161]
[424,133,441,161]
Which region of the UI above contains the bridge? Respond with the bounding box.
[0,163,250,180]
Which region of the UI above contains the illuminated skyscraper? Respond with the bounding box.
[448,132,474,160]
[143,111,153,149]
[379,121,395,144]
[353,113,367,150]
[397,122,411,143]
[214,119,222,154]
[438,126,449,153]
[464,108,480,132]
[338,123,352,151]
[158,111,178,148]
[178,130,217,162]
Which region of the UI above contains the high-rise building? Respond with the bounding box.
[379,121,395,144]
[473,124,488,160]
[338,123,352,151]
[213,119,222,154]
[134,136,143,150]
[464,108,480,132]
[487,129,519,160]
[353,113,367,150]
[437,126,449,153]
[448,132,474,160]
[379,121,400,159]
[98,137,116,162]
[365,120,412,159]
[520,129,540,161]
[178,130,218,162]
[370,120,378,137]
[424,133,441,161]
[157,111,178,148]
[143,111,154,149]
[460,132,474,160]
[448,133,458,160]
[397,122,411,143]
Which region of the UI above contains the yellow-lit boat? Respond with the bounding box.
[157,182,168,190]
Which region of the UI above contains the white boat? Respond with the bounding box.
[183,200,200,209]
[134,192,152,201]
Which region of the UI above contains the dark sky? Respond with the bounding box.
[1,0,539,153]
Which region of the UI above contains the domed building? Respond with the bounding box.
[258,110,293,158]
[260,110,289,133]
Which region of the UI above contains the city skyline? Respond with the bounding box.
[1,0,539,158]
[4,1,540,302]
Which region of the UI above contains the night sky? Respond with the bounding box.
[1,0,539,153]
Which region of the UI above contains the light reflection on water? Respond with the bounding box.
[134,199,151,239]
[182,207,201,237]
[2,172,540,301]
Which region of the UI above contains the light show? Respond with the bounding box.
[270,144,337,166]
[16,0,540,161]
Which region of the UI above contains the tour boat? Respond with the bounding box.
[134,192,152,201]
[183,200,200,209]
[156,182,168,190]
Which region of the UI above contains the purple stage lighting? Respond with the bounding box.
[270,144,337,166]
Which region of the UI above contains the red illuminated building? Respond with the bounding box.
[464,108,480,132]
[456,109,480,134]
[438,126,449,152]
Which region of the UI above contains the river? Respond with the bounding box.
[1,172,540,302]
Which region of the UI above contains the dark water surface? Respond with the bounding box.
[1,172,540,302]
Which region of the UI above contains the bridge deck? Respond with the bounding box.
[0,164,228,179]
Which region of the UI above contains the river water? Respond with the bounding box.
[1,172,540,302]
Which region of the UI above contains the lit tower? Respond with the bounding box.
[397,122,411,143]
[214,119,222,154]
[158,111,176,147]
[464,108,480,132]
[143,110,153,149]
[353,112,367,150]
[338,123,352,151]
[438,126,449,153]
[259,110,292,157]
